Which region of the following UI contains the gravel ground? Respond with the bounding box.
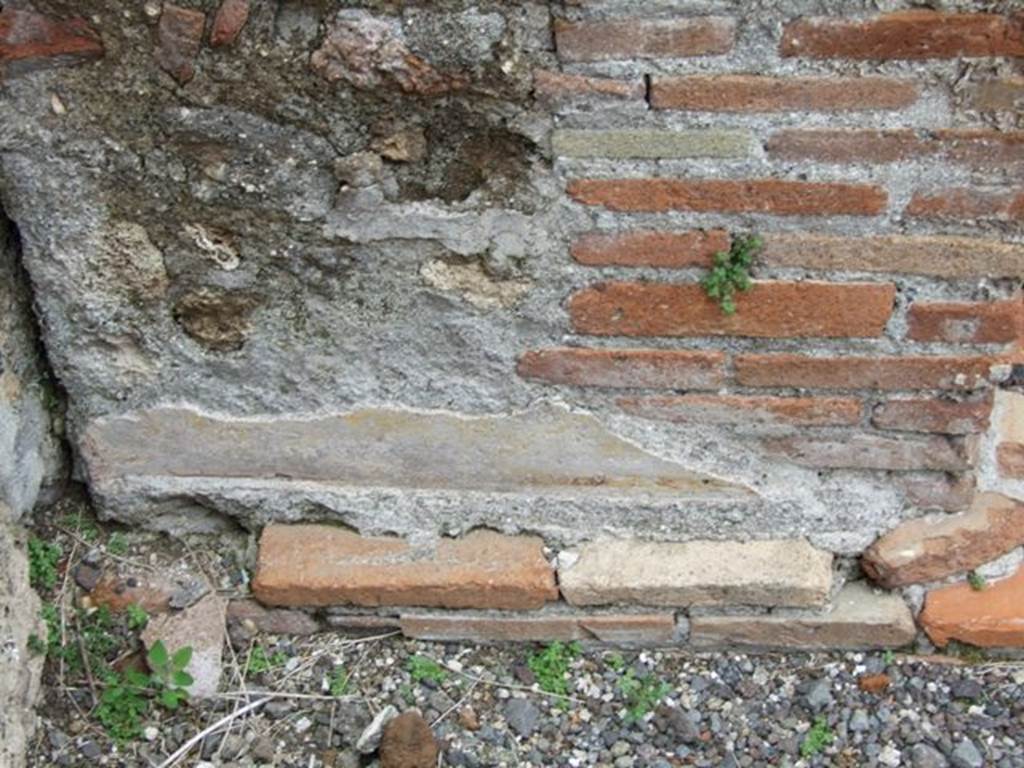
[31,635,1024,768]
[24,497,1024,768]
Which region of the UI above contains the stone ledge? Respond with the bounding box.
[253,526,558,611]
[399,611,678,645]
[558,539,833,609]
[689,582,916,650]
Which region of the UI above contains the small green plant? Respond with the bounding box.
[408,655,446,685]
[701,234,762,315]
[882,649,895,666]
[28,537,62,590]
[605,652,626,671]
[967,570,987,591]
[61,510,99,541]
[146,640,194,710]
[329,666,351,696]
[617,668,671,722]
[399,682,416,705]
[800,716,835,758]
[107,532,128,556]
[245,644,287,676]
[527,641,581,698]
[126,603,149,630]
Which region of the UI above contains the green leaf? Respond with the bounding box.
[160,689,181,710]
[124,669,150,687]
[147,640,169,669]
[173,671,194,688]
[171,646,193,671]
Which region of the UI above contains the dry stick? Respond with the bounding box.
[73,611,99,708]
[432,679,479,727]
[157,695,273,768]
[54,525,161,573]
[442,661,585,705]
[56,538,80,687]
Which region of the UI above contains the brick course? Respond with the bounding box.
[906,188,1024,221]
[568,179,887,216]
[763,433,968,471]
[907,300,1022,344]
[571,230,730,269]
[651,75,917,112]
[871,396,992,434]
[569,281,895,339]
[517,348,726,389]
[780,11,1024,60]
[619,394,863,427]
[735,354,996,391]
[555,17,735,62]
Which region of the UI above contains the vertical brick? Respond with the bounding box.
[517,348,726,389]
[650,75,917,112]
[871,396,992,434]
[569,281,895,339]
[210,0,250,48]
[781,11,1024,60]
[555,17,735,62]
[735,354,997,391]
[907,300,1022,344]
[0,8,103,77]
[619,394,863,427]
[568,179,887,216]
[906,188,1024,221]
[571,230,729,268]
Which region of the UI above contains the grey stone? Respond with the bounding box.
[356,704,398,754]
[951,739,984,768]
[849,709,871,732]
[803,679,833,711]
[552,129,752,159]
[141,594,227,699]
[911,744,950,768]
[504,698,541,738]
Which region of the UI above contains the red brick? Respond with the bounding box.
[760,233,1024,279]
[533,69,644,106]
[766,129,1024,168]
[568,179,887,216]
[400,612,677,644]
[872,396,992,434]
[651,75,917,112]
[618,394,862,427]
[735,354,997,391]
[569,281,895,339]
[571,230,729,268]
[252,526,557,610]
[0,8,103,77]
[907,299,1022,344]
[210,0,249,48]
[780,11,1024,60]
[998,443,1024,478]
[156,4,205,85]
[863,493,1024,588]
[763,433,967,471]
[517,348,726,389]
[920,565,1024,648]
[554,17,734,62]
[906,188,1024,221]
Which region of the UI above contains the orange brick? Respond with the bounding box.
[0,8,104,76]
[907,299,1022,344]
[568,179,887,216]
[569,281,895,339]
[998,443,1024,478]
[906,188,1024,221]
[554,17,734,62]
[253,527,557,610]
[517,348,726,389]
[920,565,1024,648]
[763,433,967,471]
[532,69,644,105]
[735,354,996,391]
[760,233,1024,279]
[780,11,1024,60]
[872,396,992,434]
[571,230,729,268]
[619,394,862,427]
[766,129,1024,168]
[650,75,917,112]
[896,472,975,512]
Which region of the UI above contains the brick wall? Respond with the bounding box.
[2,1,1023,650]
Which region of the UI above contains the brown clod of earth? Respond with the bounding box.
[379,711,439,768]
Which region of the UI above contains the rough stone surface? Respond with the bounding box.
[552,129,751,159]
[0,516,44,768]
[559,539,833,609]
[920,565,1024,648]
[863,493,1024,588]
[141,593,227,699]
[253,527,558,610]
[690,582,916,650]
